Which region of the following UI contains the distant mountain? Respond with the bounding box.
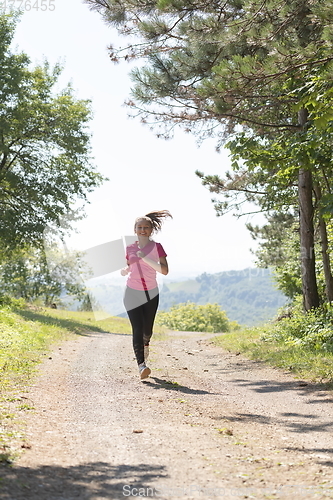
[159,268,288,326]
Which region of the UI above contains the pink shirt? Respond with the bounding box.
[126,241,167,291]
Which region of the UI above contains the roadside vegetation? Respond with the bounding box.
[0,299,138,464]
[160,269,286,326]
[214,300,333,389]
[0,301,134,390]
[156,302,240,333]
[157,299,333,387]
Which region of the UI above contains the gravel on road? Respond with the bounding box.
[1,329,333,499]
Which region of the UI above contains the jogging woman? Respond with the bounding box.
[121,210,172,380]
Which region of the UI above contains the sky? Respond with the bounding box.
[10,0,265,280]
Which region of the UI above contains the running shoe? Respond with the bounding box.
[139,363,151,380]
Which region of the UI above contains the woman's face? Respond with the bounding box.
[135,219,153,238]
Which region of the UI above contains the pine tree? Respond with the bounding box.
[86,0,333,309]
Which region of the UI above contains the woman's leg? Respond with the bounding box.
[124,288,160,366]
[142,292,159,347]
[127,306,145,365]
[124,288,146,365]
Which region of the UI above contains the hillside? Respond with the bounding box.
[159,268,287,326]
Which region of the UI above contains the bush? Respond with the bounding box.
[261,300,333,352]
[0,294,25,309]
[156,302,232,333]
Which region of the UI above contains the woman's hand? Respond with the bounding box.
[135,253,169,275]
[120,266,130,276]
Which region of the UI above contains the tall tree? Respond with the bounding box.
[0,14,104,253]
[86,0,333,309]
[197,118,333,305]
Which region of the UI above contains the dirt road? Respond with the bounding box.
[1,329,333,499]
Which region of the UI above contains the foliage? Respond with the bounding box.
[156,301,234,332]
[86,0,333,139]
[246,215,333,303]
[78,291,103,312]
[198,122,333,307]
[79,292,94,312]
[0,246,86,306]
[160,269,287,326]
[214,322,333,386]
[211,123,333,221]
[0,294,25,309]
[246,214,303,299]
[0,14,104,252]
[260,300,333,353]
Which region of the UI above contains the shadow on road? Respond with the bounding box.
[216,376,333,402]
[212,410,333,444]
[0,461,167,500]
[143,376,215,395]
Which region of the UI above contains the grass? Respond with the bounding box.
[213,325,333,388]
[0,306,136,390]
[0,304,166,464]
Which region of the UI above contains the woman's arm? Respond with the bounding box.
[136,252,169,276]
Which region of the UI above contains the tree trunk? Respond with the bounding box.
[298,167,320,310]
[314,183,333,302]
[298,108,319,311]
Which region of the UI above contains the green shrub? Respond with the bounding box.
[261,301,333,352]
[156,302,232,332]
[0,294,25,309]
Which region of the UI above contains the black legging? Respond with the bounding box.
[124,287,159,365]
